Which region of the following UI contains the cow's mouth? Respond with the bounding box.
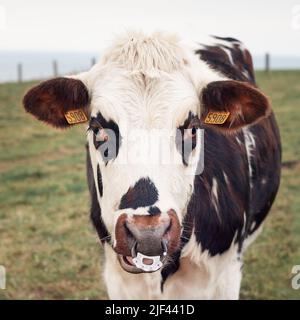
[117,253,166,274]
[116,237,169,273]
[117,240,168,273]
[118,255,144,273]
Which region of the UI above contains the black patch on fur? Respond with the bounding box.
[97,164,103,197]
[161,250,181,291]
[187,128,248,255]
[212,35,241,43]
[119,178,159,210]
[86,144,110,244]
[196,46,249,83]
[195,37,255,84]
[148,206,161,215]
[241,113,281,238]
[161,211,194,291]
[220,44,255,84]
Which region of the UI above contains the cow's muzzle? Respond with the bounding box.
[114,209,181,273]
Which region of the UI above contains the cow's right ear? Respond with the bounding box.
[23,77,90,128]
[199,80,271,133]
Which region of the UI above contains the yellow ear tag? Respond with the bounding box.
[204,111,230,125]
[64,109,88,124]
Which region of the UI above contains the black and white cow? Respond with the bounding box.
[23,32,281,299]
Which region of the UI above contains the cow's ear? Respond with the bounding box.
[200,80,271,132]
[23,77,90,128]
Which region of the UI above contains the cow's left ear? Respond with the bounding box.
[200,80,271,132]
[23,77,90,128]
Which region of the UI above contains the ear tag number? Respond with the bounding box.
[204,111,230,125]
[64,109,88,124]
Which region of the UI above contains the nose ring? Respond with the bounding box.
[130,240,168,272]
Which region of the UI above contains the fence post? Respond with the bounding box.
[17,63,22,83]
[91,57,96,67]
[53,60,58,77]
[265,53,270,73]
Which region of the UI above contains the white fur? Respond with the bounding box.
[223,171,229,185]
[211,177,220,222]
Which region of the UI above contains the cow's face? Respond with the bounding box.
[86,68,202,272]
[23,34,270,273]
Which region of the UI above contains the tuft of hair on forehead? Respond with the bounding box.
[102,31,186,74]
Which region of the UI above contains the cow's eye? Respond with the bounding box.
[88,119,108,149]
[95,129,109,142]
[92,129,109,150]
[185,126,197,139]
[88,114,121,164]
[176,115,200,166]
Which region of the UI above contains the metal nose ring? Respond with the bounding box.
[131,240,168,272]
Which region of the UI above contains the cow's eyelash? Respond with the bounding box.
[86,126,93,133]
[87,119,102,134]
[178,116,200,133]
[87,126,100,134]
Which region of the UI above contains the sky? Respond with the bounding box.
[0,0,300,56]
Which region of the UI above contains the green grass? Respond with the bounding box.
[0,71,300,299]
[241,71,300,299]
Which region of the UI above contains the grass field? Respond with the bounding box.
[0,71,299,300]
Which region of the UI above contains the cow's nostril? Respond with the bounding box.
[124,221,135,238]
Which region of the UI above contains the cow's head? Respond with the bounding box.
[23,33,270,273]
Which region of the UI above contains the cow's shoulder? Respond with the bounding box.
[195,36,255,84]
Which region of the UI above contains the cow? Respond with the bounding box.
[22,32,281,299]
